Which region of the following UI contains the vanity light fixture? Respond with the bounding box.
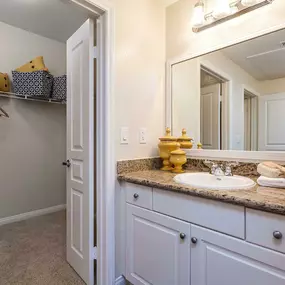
[192,0,274,33]
[192,0,205,28]
[212,0,231,19]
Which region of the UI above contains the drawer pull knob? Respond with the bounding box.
[133,193,139,199]
[191,237,198,244]
[180,233,186,240]
[273,231,283,240]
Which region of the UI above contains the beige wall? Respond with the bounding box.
[166,0,285,59]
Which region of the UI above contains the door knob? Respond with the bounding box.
[62,160,71,168]
[133,193,139,199]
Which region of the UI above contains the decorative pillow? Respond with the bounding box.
[15,56,49,72]
[0,73,10,92]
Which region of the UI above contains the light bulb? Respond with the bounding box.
[192,1,204,28]
[212,0,231,19]
[241,0,258,7]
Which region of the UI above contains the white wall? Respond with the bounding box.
[0,22,66,219]
[172,59,200,141]
[0,99,66,219]
[0,21,66,77]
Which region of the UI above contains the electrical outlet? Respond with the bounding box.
[120,127,129,144]
[139,128,147,144]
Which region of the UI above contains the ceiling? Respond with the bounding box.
[222,29,285,81]
[0,0,94,43]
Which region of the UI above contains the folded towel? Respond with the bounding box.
[257,176,285,188]
[257,162,285,178]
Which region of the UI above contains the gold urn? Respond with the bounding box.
[177,128,193,149]
[158,128,180,171]
[170,149,187,173]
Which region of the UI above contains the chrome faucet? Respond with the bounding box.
[205,160,239,177]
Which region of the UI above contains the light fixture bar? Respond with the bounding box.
[193,0,274,33]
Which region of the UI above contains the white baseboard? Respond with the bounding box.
[115,275,126,285]
[0,204,66,226]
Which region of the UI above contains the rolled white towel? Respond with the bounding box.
[257,176,285,188]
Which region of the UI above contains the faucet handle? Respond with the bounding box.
[204,160,218,174]
[223,162,239,176]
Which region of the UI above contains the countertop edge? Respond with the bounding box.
[118,174,285,216]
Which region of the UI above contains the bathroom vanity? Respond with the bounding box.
[118,169,285,285]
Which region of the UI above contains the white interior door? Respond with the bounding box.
[66,18,94,284]
[201,84,220,149]
[258,92,285,151]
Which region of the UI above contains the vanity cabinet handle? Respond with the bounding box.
[133,193,139,199]
[191,237,198,244]
[180,233,186,240]
[273,231,283,240]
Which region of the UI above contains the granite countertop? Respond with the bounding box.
[118,170,285,215]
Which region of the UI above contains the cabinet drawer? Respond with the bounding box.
[125,183,153,210]
[246,209,285,253]
[153,188,245,238]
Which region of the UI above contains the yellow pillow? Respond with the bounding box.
[16,56,49,72]
[0,73,10,92]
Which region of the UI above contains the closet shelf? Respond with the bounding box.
[0,91,66,105]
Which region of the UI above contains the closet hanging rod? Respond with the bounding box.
[0,106,9,118]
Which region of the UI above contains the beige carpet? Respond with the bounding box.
[0,210,86,285]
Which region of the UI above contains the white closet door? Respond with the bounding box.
[258,93,285,151]
[201,84,220,149]
[66,18,95,284]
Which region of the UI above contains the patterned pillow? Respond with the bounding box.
[16,56,49,73]
[0,73,10,92]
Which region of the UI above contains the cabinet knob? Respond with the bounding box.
[180,233,186,240]
[133,193,139,199]
[191,237,198,244]
[273,231,283,240]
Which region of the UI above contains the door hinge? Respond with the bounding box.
[93,47,98,59]
[92,246,97,260]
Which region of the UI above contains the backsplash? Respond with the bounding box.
[117,157,259,177]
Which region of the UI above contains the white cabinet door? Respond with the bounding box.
[66,19,95,284]
[126,204,190,285]
[191,225,285,285]
[201,84,220,149]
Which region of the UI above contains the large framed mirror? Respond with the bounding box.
[167,28,285,162]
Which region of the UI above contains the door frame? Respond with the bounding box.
[69,1,115,284]
[242,85,260,151]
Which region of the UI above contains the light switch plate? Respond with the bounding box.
[139,128,147,144]
[120,127,129,144]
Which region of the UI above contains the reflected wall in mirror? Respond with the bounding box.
[171,29,285,151]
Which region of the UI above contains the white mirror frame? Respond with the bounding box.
[166,26,285,163]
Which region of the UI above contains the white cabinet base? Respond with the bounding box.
[126,204,190,285]
[191,225,285,285]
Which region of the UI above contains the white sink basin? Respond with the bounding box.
[174,172,256,191]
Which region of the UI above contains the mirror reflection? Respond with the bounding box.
[171,29,285,151]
